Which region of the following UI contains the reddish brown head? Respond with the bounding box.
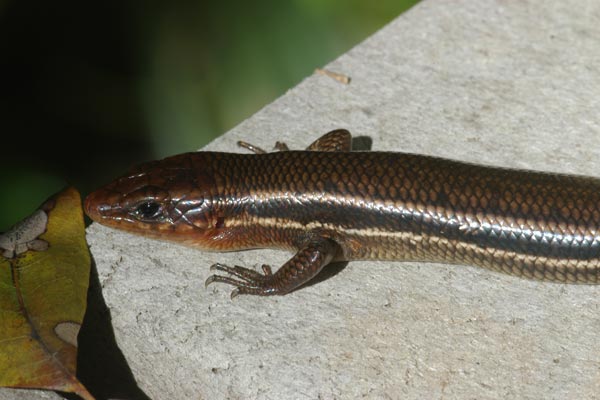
[85,153,224,249]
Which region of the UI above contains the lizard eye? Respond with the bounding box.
[133,201,164,221]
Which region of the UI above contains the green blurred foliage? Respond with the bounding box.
[0,0,418,231]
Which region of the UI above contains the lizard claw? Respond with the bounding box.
[205,262,280,297]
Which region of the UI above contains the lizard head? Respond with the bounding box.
[84,153,224,248]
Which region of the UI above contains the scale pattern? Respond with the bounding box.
[202,150,600,283]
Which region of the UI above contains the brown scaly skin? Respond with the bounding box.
[85,129,600,298]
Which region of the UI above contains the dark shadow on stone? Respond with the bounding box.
[351,136,372,151]
[62,259,151,400]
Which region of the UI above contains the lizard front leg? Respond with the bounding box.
[237,129,352,154]
[205,237,340,298]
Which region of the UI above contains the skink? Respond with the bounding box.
[85,129,600,297]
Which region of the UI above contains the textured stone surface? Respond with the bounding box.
[4,0,600,398]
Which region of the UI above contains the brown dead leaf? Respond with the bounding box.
[0,187,93,399]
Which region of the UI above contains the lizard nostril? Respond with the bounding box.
[97,203,113,214]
